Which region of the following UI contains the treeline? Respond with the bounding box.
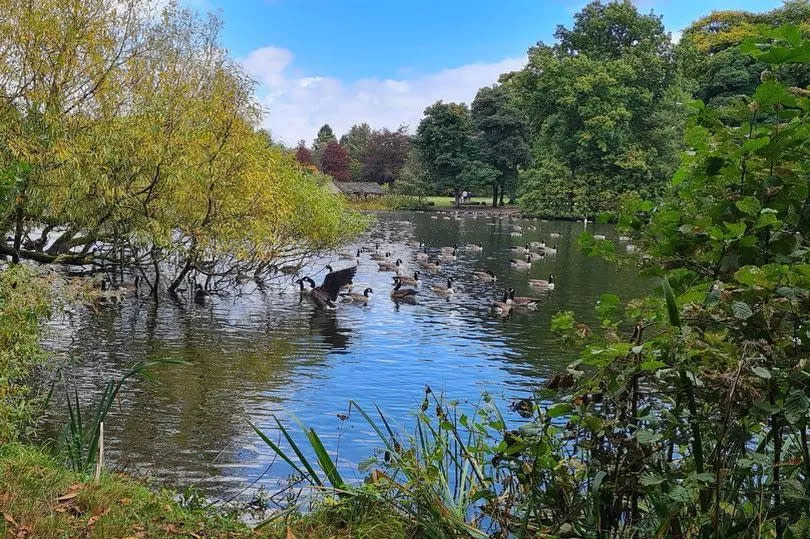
[306,0,810,214]
[0,0,363,296]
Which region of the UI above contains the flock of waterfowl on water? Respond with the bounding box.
[287,211,630,318]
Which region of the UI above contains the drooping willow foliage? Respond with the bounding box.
[0,0,364,296]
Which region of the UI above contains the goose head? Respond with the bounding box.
[364,287,374,297]
[325,264,334,273]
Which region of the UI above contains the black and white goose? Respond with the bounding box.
[340,287,373,304]
[430,279,455,295]
[397,271,421,286]
[473,269,497,282]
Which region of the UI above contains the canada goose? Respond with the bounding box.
[549,232,561,238]
[363,242,381,252]
[430,215,438,220]
[304,266,358,309]
[529,275,555,290]
[418,259,440,271]
[378,258,403,271]
[473,269,497,282]
[341,287,373,304]
[513,225,522,232]
[397,271,421,286]
[529,240,546,249]
[391,277,418,301]
[338,249,358,260]
[492,291,513,316]
[370,250,390,261]
[295,277,316,294]
[439,249,457,262]
[509,288,539,310]
[626,244,637,253]
[465,243,483,252]
[511,244,529,255]
[510,232,522,237]
[406,240,423,248]
[340,280,353,293]
[430,279,455,295]
[510,255,532,269]
[416,247,429,261]
[439,244,457,254]
[594,234,606,240]
[543,244,558,255]
[618,235,630,242]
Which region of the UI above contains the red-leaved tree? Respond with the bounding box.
[321,141,351,181]
[295,141,314,166]
[361,127,410,184]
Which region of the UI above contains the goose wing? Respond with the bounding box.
[318,266,358,301]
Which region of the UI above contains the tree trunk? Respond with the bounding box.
[491,184,498,208]
[169,258,193,294]
[498,187,505,207]
[454,189,460,208]
[11,201,23,264]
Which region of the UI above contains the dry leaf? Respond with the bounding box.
[3,513,18,526]
[286,526,297,539]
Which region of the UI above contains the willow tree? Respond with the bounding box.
[0,0,363,296]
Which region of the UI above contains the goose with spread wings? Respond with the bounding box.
[305,266,358,309]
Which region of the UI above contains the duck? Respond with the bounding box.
[304,266,358,309]
[465,243,483,252]
[415,247,429,261]
[510,255,533,269]
[511,244,530,255]
[491,291,513,316]
[529,274,555,290]
[430,279,455,296]
[397,271,421,286]
[439,249,457,262]
[508,288,540,310]
[473,269,497,282]
[391,277,418,301]
[370,250,390,262]
[378,258,403,272]
[340,287,373,304]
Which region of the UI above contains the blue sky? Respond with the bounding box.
[193,0,784,144]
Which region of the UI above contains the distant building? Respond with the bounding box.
[326,180,385,199]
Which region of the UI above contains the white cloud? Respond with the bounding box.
[241,46,525,146]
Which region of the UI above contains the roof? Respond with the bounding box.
[329,181,385,195]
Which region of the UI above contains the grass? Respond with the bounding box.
[0,443,253,538]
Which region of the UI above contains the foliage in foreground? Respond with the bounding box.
[0,266,50,444]
[257,26,810,537]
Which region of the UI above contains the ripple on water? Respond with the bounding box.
[41,213,648,498]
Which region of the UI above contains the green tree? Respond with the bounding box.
[340,123,372,180]
[510,0,686,217]
[414,101,476,207]
[311,124,337,167]
[391,148,430,207]
[471,85,530,207]
[679,2,810,111]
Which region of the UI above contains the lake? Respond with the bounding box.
[41,211,645,499]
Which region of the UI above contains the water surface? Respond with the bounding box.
[42,212,645,497]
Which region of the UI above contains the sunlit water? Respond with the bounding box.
[40,212,646,499]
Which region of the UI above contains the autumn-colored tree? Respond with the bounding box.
[311,124,337,167]
[295,141,314,166]
[320,141,351,181]
[361,127,410,184]
[0,0,364,296]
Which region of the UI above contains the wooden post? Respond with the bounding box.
[94,421,104,482]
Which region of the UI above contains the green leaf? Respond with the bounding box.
[640,472,665,486]
[635,430,662,445]
[754,80,796,107]
[755,212,781,229]
[735,196,761,215]
[723,221,747,238]
[662,277,681,329]
[732,301,753,320]
[547,403,573,418]
[752,367,771,379]
[640,360,667,371]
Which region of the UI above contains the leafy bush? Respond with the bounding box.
[0,266,50,443]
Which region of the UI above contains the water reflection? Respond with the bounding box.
[41,213,649,496]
